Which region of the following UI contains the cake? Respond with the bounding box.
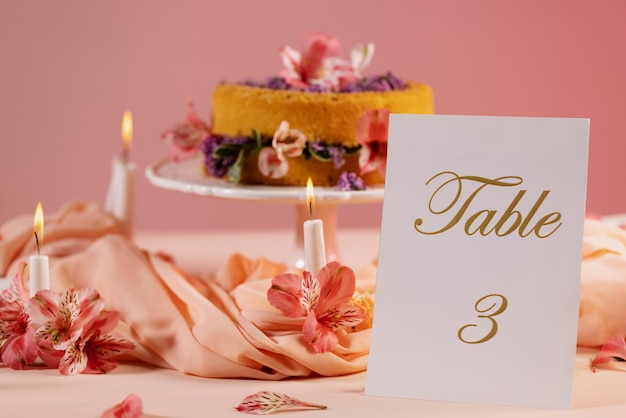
[162,32,434,189]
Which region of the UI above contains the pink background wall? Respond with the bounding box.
[1,1,625,231]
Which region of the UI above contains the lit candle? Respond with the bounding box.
[304,177,326,274]
[29,202,50,297]
[104,110,135,237]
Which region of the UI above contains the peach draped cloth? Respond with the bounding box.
[0,201,372,379]
[577,218,626,347]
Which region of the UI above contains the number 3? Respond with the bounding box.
[458,293,508,344]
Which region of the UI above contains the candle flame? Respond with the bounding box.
[306,177,315,218]
[121,110,133,151]
[33,201,44,246]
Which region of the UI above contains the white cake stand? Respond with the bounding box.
[145,154,384,268]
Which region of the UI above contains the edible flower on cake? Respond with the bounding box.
[356,108,390,178]
[278,31,374,92]
[160,101,210,162]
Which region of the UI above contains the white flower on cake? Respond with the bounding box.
[258,120,307,179]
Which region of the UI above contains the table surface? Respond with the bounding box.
[2,228,626,418]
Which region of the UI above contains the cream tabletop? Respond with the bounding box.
[2,228,626,417]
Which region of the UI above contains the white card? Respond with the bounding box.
[365,115,589,409]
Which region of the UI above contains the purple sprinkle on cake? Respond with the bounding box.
[238,71,406,93]
[201,134,249,178]
[337,172,367,191]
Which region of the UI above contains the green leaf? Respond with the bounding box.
[307,142,332,162]
[252,128,263,150]
[345,145,362,156]
[227,148,246,183]
[212,144,243,158]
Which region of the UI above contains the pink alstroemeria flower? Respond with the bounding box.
[61,310,135,375]
[28,287,134,375]
[272,120,307,158]
[0,262,39,370]
[279,32,367,91]
[279,32,340,88]
[268,262,365,353]
[28,287,105,352]
[0,302,38,370]
[161,101,211,161]
[257,147,289,179]
[356,108,390,178]
[258,120,307,179]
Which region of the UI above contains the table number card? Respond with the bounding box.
[365,115,589,409]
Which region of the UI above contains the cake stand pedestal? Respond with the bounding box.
[145,155,383,270]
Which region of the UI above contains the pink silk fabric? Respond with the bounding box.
[0,201,372,379]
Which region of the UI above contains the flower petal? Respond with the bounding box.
[591,335,626,372]
[1,261,29,304]
[236,391,326,415]
[314,262,356,315]
[357,108,389,144]
[303,312,338,353]
[268,273,306,318]
[84,333,135,374]
[301,32,341,79]
[0,326,38,370]
[257,148,289,179]
[317,305,365,330]
[26,290,61,326]
[82,310,121,340]
[59,343,88,376]
[101,393,143,418]
[69,287,107,330]
[272,121,307,158]
[351,42,375,75]
[299,270,319,312]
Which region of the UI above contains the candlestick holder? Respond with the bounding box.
[146,155,383,268]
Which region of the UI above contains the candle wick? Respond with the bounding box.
[34,231,40,256]
[121,147,129,163]
[309,200,313,220]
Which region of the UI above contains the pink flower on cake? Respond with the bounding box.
[356,108,390,178]
[257,121,307,179]
[279,32,342,89]
[161,101,211,161]
[272,121,307,158]
[257,147,289,179]
[267,261,365,353]
[279,32,374,91]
